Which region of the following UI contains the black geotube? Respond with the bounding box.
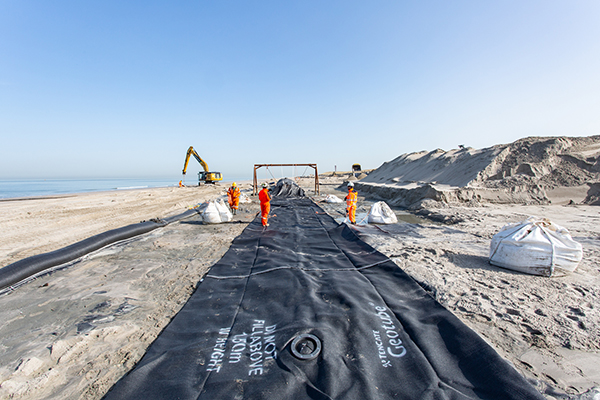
[0,208,198,292]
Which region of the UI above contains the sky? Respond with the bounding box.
[1,1,600,180]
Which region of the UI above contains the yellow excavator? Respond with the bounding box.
[182,146,223,184]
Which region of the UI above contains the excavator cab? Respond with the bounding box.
[182,146,223,185]
[199,171,223,183]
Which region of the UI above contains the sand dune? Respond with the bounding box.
[358,135,600,208]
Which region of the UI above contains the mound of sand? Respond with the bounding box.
[357,136,600,208]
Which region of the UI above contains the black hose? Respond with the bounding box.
[0,209,198,291]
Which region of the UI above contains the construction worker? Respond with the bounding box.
[258,182,271,227]
[345,182,358,224]
[227,182,241,215]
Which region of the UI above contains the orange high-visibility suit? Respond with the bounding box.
[258,187,271,226]
[227,186,240,212]
[345,187,358,224]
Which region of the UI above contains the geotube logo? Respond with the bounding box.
[370,303,407,368]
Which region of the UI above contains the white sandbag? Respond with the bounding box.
[368,201,398,224]
[216,199,233,222]
[239,192,252,204]
[489,217,583,277]
[325,194,343,203]
[202,201,222,224]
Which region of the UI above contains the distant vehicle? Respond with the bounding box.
[182,146,223,185]
[352,164,362,177]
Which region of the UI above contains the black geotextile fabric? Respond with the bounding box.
[270,178,306,197]
[103,197,543,400]
[0,209,198,291]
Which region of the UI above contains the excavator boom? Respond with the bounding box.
[182,146,209,175]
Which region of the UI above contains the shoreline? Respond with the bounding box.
[0,194,80,202]
[0,177,252,202]
[0,185,181,203]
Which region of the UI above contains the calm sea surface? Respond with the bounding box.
[0,177,249,200]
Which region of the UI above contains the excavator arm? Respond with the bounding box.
[182,146,209,175]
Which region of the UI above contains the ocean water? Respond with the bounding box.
[0,176,249,200]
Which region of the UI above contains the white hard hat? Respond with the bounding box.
[347,182,354,187]
[262,182,268,188]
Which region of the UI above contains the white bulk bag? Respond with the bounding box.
[489,217,583,277]
[202,201,222,224]
[239,192,252,204]
[216,199,233,222]
[325,195,343,203]
[367,201,398,224]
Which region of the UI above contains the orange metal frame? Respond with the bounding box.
[253,164,319,195]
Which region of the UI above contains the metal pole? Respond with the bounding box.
[314,164,319,194]
[253,165,258,195]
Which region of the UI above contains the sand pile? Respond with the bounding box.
[357,135,600,208]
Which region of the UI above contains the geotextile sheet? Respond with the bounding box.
[104,197,542,400]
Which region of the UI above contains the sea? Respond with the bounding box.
[0,176,250,200]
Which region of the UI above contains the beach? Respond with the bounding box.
[0,183,257,399]
[0,176,599,399]
[0,185,231,267]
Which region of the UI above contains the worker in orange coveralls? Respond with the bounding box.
[345,182,358,224]
[227,182,241,215]
[258,182,271,227]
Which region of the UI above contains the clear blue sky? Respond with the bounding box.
[1,1,599,180]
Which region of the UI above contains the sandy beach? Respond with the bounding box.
[1,163,599,398]
[0,183,260,399]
